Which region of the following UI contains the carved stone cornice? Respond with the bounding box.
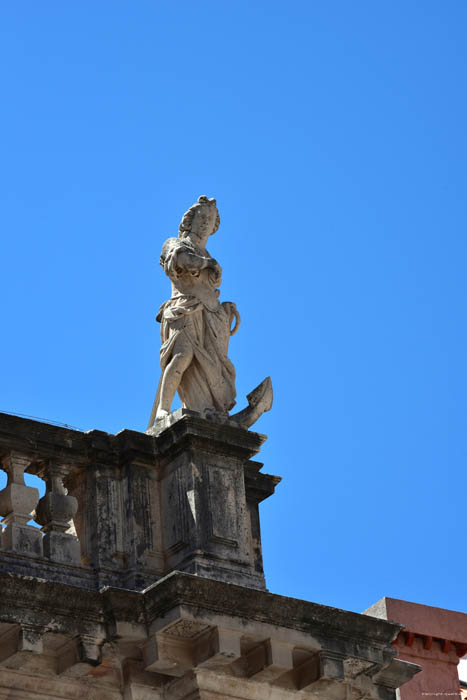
[0,570,420,698]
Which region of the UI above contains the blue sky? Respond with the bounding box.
[1,1,466,615]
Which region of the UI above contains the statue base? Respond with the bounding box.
[149,409,280,590]
[148,377,274,433]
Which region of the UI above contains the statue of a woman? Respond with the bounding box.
[148,196,240,425]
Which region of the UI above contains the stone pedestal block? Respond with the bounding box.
[42,530,81,565]
[64,410,279,591]
[155,409,280,589]
[2,520,43,557]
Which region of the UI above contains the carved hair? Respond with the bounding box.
[178,195,220,238]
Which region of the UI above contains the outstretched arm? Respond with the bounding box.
[160,238,221,279]
[176,249,211,272]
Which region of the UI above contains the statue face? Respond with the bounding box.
[190,205,218,238]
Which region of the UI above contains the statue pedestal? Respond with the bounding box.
[152,409,280,590]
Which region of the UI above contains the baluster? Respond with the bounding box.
[0,451,43,557]
[35,461,81,565]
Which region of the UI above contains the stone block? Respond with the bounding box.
[198,627,242,671]
[19,625,43,654]
[144,635,188,677]
[2,522,43,557]
[43,530,81,565]
[249,639,294,682]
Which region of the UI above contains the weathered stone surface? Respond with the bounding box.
[0,411,421,697]
[153,410,277,589]
[0,570,420,699]
[0,451,42,557]
[35,461,81,565]
[0,411,277,590]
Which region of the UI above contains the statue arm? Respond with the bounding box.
[176,249,211,271]
[161,239,221,280]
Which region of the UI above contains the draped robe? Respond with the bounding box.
[157,236,236,415]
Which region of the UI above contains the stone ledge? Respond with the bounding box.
[0,570,420,699]
[152,408,267,462]
[0,410,268,470]
[0,569,407,650]
[137,571,404,647]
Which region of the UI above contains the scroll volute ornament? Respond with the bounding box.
[35,462,78,533]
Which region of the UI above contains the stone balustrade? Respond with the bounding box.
[0,452,81,568]
[0,409,279,591]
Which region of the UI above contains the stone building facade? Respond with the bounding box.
[0,409,419,699]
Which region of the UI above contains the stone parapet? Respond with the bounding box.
[0,410,279,591]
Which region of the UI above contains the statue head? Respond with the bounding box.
[179,196,220,240]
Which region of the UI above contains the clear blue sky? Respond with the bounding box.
[1,1,466,615]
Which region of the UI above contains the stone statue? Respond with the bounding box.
[147,196,272,430]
